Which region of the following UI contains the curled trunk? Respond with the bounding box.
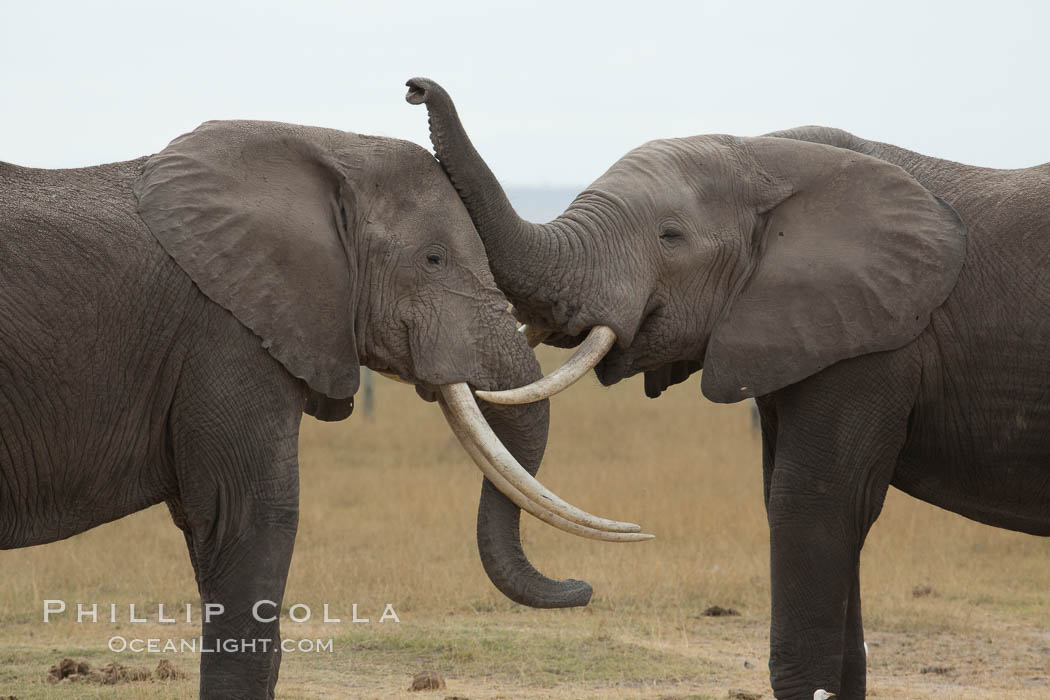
[468,324,592,607]
[476,397,592,607]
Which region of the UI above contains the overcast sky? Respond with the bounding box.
[2,1,1047,186]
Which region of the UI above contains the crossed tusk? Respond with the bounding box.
[439,382,647,535]
[439,398,653,542]
[479,325,617,405]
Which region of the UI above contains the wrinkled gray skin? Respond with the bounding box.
[408,78,1050,699]
[0,120,589,700]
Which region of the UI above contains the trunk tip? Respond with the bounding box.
[405,77,440,105]
[525,578,593,609]
[561,578,594,607]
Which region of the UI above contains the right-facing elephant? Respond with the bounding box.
[406,77,1050,699]
[0,117,651,699]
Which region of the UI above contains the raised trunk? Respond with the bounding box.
[470,316,592,607]
[406,79,575,330]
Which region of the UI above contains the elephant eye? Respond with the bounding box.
[422,244,448,271]
[660,226,685,242]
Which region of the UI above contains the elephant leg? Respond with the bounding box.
[187,492,298,700]
[175,426,300,699]
[169,332,306,699]
[840,570,867,697]
[764,351,916,699]
[767,470,860,698]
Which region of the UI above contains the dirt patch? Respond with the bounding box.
[46,658,185,684]
[410,669,446,690]
[912,583,937,598]
[727,691,762,700]
[156,659,187,680]
[702,605,741,617]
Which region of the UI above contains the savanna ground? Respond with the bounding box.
[1,347,1049,698]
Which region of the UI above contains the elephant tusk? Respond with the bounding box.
[478,325,616,405]
[439,382,643,533]
[438,399,654,542]
[517,324,552,348]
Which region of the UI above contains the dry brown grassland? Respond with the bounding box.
[1,347,1048,698]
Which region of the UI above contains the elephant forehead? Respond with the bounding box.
[590,137,735,208]
[372,150,483,244]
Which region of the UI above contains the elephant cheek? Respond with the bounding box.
[406,323,476,387]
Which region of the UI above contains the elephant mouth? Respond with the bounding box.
[593,337,658,386]
[368,363,439,403]
[414,382,440,402]
[479,299,669,403]
[539,329,588,349]
[594,350,631,386]
[593,301,669,386]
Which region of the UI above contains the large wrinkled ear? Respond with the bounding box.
[701,137,966,403]
[134,120,360,400]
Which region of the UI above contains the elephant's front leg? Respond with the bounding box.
[171,350,305,699]
[767,464,862,698]
[763,353,916,699]
[176,442,299,699]
[766,497,870,698]
[191,498,298,700]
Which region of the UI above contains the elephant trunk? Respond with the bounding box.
[467,339,593,608]
[405,78,572,325]
[476,402,592,608]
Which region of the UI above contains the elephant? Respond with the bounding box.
[406,77,1050,699]
[0,119,649,698]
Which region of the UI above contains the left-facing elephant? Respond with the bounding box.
[0,120,644,698]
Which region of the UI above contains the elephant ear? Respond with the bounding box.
[701,137,967,403]
[134,120,360,400]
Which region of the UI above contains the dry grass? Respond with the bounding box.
[2,346,1049,698]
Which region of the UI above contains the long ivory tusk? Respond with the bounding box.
[518,324,552,348]
[439,400,654,542]
[439,382,642,533]
[478,325,616,405]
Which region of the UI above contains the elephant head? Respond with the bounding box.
[133,120,649,608]
[406,79,967,404]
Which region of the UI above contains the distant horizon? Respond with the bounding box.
[504,186,581,224]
